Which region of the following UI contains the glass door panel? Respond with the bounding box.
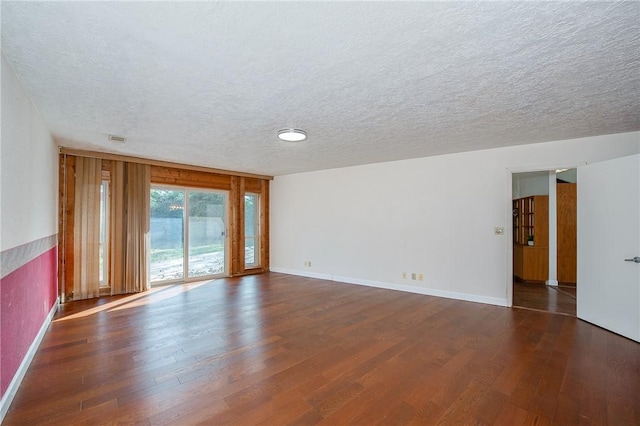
[188,191,226,277]
[244,194,258,267]
[150,189,185,282]
[99,180,110,286]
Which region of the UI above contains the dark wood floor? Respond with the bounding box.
[5,273,639,425]
[513,281,577,316]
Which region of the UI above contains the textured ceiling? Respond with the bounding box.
[2,1,639,176]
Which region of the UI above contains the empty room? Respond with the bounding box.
[1,2,639,425]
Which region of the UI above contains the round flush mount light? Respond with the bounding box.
[278,128,307,142]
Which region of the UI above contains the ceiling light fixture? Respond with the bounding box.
[278,128,307,142]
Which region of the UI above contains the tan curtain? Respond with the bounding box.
[73,157,102,300]
[110,161,151,295]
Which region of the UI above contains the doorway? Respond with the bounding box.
[150,187,228,284]
[511,169,577,315]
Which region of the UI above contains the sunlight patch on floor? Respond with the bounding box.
[54,280,212,321]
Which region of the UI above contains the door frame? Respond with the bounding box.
[505,163,585,307]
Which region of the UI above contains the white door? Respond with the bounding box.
[577,154,640,342]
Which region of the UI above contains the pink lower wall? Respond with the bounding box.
[0,246,58,397]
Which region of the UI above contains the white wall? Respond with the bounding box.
[557,168,577,183]
[271,132,640,306]
[512,171,549,199]
[512,168,577,199]
[1,53,58,251]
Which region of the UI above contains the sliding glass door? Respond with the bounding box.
[150,189,185,282]
[187,191,226,278]
[150,187,227,283]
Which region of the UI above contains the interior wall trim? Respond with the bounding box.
[59,147,274,181]
[1,234,58,279]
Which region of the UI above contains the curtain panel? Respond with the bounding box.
[72,157,102,300]
[110,161,151,295]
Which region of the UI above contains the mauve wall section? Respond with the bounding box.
[1,246,58,395]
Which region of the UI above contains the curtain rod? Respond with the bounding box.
[59,147,274,181]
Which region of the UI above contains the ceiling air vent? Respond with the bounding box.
[108,134,127,143]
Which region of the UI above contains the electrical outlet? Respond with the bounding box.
[411,273,416,280]
[418,273,424,281]
[402,272,407,279]
[308,261,311,267]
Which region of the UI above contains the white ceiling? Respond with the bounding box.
[2,1,639,176]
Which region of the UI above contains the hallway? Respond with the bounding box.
[513,281,576,316]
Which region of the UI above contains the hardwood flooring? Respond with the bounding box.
[513,281,577,316]
[4,273,639,425]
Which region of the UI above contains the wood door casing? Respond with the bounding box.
[557,183,577,284]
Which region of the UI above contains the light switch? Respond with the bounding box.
[494,227,504,235]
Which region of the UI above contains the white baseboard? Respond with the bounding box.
[269,268,508,307]
[270,268,332,281]
[546,280,559,286]
[0,297,59,424]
